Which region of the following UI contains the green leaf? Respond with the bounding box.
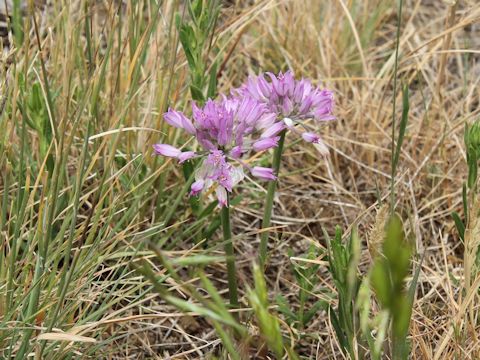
[210,320,242,360]
[464,122,469,149]
[178,24,196,70]
[407,253,424,318]
[165,295,240,329]
[392,84,409,175]
[383,215,411,285]
[275,295,296,324]
[248,264,285,359]
[370,262,391,308]
[182,161,200,215]
[347,229,361,297]
[303,299,328,324]
[451,211,465,241]
[190,84,205,103]
[468,153,478,189]
[207,61,218,99]
[199,200,218,218]
[229,195,243,206]
[392,296,411,348]
[189,0,203,22]
[202,216,221,240]
[286,346,301,360]
[370,215,414,359]
[170,255,225,266]
[197,272,238,325]
[329,306,348,351]
[12,0,24,46]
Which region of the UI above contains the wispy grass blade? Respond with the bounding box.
[389,0,405,215]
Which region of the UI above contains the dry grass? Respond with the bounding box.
[1,0,480,358]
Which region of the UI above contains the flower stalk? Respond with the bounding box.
[259,130,286,267]
[221,194,239,308]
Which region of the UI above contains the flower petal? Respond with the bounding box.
[230,166,245,186]
[153,144,181,158]
[190,179,205,196]
[314,141,329,156]
[251,167,277,181]
[301,132,321,143]
[256,112,277,130]
[163,109,196,135]
[261,122,285,138]
[216,186,228,207]
[253,136,279,152]
[178,151,196,163]
[230,146,243,159]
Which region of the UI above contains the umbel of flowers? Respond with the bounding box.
[154,95,282,206]
[240,70,335,152]
[154,71,334,205]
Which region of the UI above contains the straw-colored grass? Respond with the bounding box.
[1,0,480,358]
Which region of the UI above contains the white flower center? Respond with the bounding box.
[283,117,294,127]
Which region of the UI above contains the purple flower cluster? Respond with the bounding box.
[153,95,282,206]
[241,70,334,154]
[153,71,334,207]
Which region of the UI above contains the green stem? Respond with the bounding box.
[259,130,286,267]
[299,294,305,329]
[222,195,238,308]
[390,0,404,216]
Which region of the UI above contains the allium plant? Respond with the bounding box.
[238,70,335,265]
[153,70,334,305]
[154,95,283,307]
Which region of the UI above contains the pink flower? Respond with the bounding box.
[153,144,180,157]
[163,109,196,135]
[178,151,197,163]
[230,146,243,159]
[253,137,279,152]
[251,167,277,181]
[190,151,245,207]
[301,132,320,143]
[245,74,272,101]
[261,122,285,138]
[256,112,277,130]
[188,97,273,155]
[153,144,196,163]
[190,180,205,196]
[301,132,328,155]
[216,186,228,207]
[268,71,295,97]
